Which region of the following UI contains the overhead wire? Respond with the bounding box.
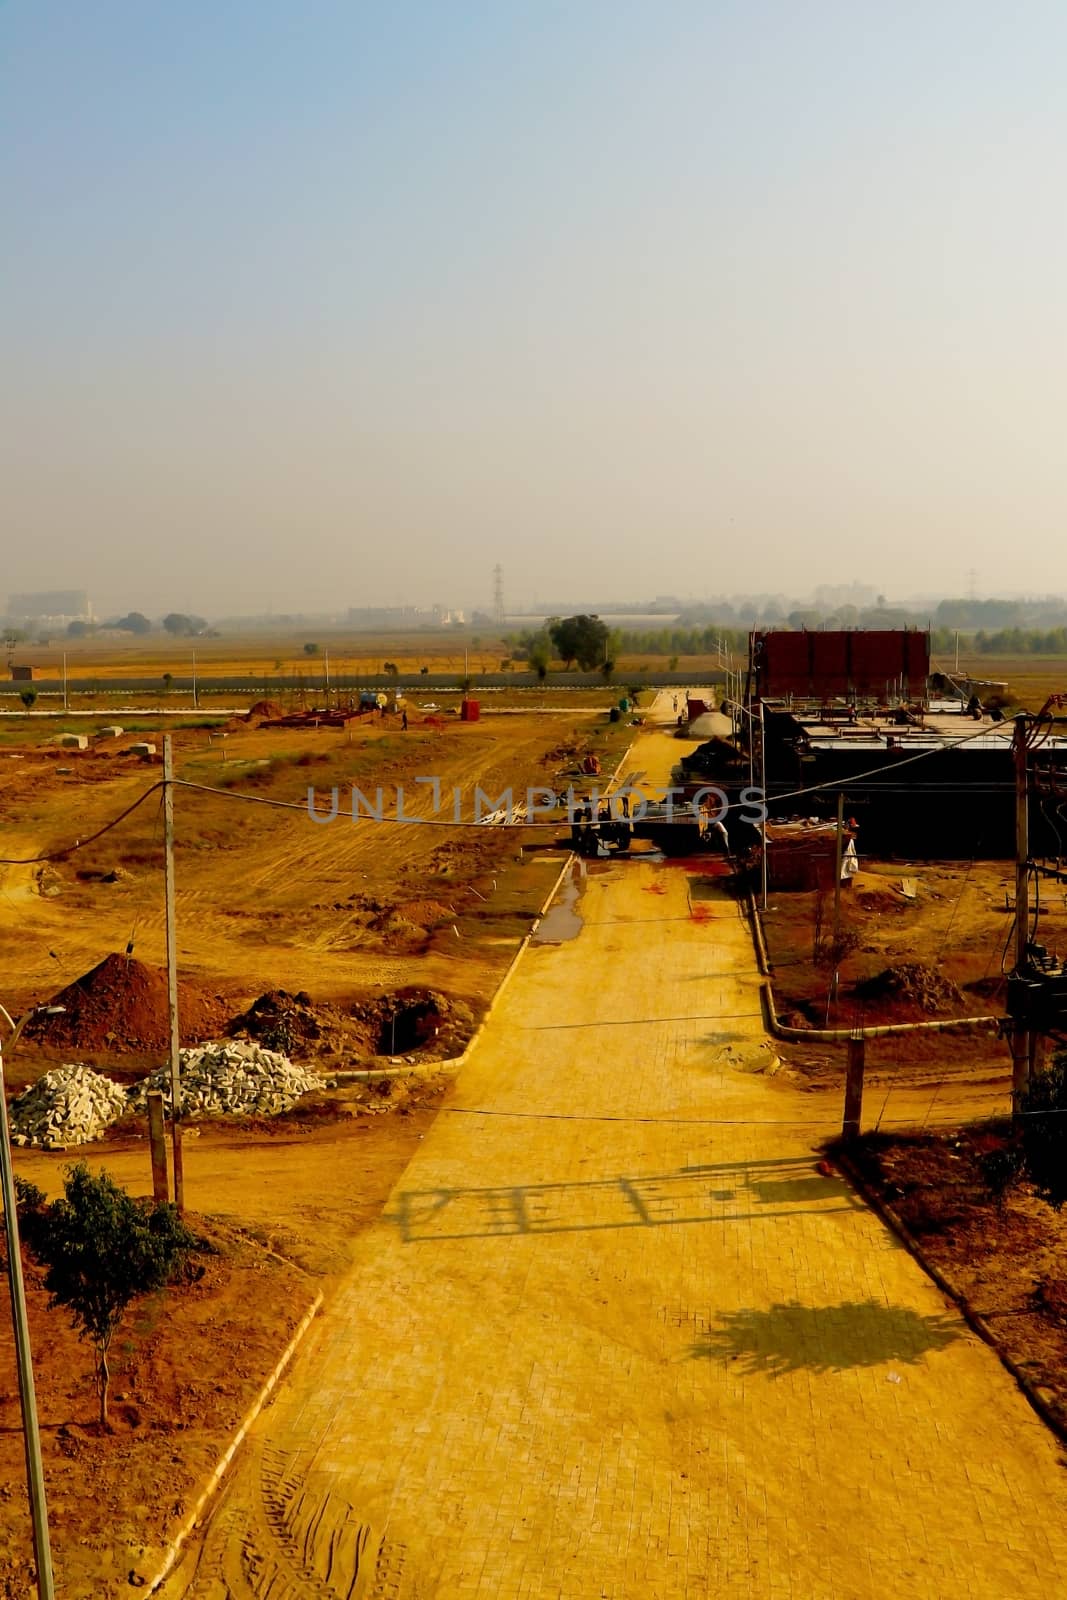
[0,782,164,864]
[0,710,1041,860]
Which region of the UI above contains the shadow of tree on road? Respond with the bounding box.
[690,1299,962,1375]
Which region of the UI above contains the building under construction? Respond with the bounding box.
[707,628,1067,859]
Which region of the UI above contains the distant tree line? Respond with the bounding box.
[64,612,210,638]
[504,614,1067,667]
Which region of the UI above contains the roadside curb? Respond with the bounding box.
[450,851,576,1069]
[831,1147,1067,1448]
[145,1288,324,1594]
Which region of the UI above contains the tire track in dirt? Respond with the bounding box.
[1,719,590,1010]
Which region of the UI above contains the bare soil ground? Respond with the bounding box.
[0,708,631,1065]
[758,864,1062,1113]
[945,653,1067,708]
[839,1126,1067,1442]
[0,1091,443,1597]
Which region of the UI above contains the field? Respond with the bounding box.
[4,628,720,683]
[933,652,1067,708]
[0,699,637,1071]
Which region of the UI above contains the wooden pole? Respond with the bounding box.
[832,790,845,947]
[760,697,768,910]
[147,1091,169,1204]
[842,1031,866,1141]
[0,1016,56,1599]
[163,736,184,1211]
[1012,712,1030,1118]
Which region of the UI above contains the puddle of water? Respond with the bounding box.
[532,865,585,944]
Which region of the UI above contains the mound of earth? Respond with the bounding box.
[855,889,908,915]
[26,953,229,1052]
[246,698,285,721]
[349,988,476,1059]
[853,962,965,1015]
[229,989,330,1054]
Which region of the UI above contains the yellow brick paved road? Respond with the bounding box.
[170,718,1067,1600]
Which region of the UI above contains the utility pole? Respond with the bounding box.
[0,1004,59,1600]
[61,652,68,714]
[162,736,184,1210]
[191,648,198,711]
[759,696,768,911]
[1017,713,1030,1113]
[832,790,846,948]
[842,1027,866,1141]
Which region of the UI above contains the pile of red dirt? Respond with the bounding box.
[246,699,285,721]
[26,953,228,1052]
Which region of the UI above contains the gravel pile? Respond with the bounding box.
[8,1065,129,1149]
[128,1040,320,1118]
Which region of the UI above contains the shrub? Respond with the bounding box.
[24,1163,197,1427]
[1020,1056,1067,1208]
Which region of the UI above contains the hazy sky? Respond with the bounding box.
[4,2,1067,617]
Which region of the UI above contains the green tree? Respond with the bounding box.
[18,687,37,709]
[114,611,152,634]
[162,612,200,636]
[548,614,610,671]
[303,642,320,656]
[22,1164,197,1428]
[526,633,551,684]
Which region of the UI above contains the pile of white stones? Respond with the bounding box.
[128,1040,320,1119]
[8,1065,129,1149]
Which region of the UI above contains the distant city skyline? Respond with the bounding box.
[8,583,1067,631]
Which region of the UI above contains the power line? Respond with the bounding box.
[0,713,1044,864]
[0,783,164,864]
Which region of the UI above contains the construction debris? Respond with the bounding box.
[8,1065,129,1149]
[128,1040,320,1118]
[854,962,965,1015]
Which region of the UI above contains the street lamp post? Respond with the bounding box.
[0,1002,63,1600]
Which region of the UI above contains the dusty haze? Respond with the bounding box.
[3,2,1067,616]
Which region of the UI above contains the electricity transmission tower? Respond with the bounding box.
[492,564,505,627]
